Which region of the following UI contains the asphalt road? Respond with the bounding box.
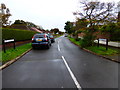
[2,36,119,89]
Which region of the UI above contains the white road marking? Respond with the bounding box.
[61,56,81,90]
[58,41,61,51]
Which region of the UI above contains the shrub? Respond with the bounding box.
[80,36,92,48]
[75,38,81,41]
[2,28,37,41]
[80,32,95,48]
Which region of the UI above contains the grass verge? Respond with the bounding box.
[68,37,119,56]
[68,37,80,46]
[0,43,31,63]
[85,46,118,55]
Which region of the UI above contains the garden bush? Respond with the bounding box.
[75,38,81,41]
[80,32,95,48]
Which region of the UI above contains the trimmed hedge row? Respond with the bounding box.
[2,28,37,41]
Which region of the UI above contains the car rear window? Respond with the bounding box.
[50,35,53,38]
[34,34,45,38]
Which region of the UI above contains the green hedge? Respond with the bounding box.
[2,28,37,41]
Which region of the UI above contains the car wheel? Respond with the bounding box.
[46,45,50,49]
[32,47,36,49]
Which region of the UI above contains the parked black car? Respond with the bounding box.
[32,33,51,49]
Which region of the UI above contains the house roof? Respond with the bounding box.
[31,27,43,33]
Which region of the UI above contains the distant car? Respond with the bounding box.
[49,34,55,43]
[32,33,51,49]
[64,33,68,37]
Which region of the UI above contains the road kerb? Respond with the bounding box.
[0,48,32,70]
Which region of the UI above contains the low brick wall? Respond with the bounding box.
[0,40,32,49]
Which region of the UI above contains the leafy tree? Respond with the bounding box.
[64,21,74,34]
[74,1,116,28]
[75,18,88,30]
[100,22,120,41]
[14,20,26,24]
[46,29,49,31]
[50,28,59,34]
[58,31,64,35]
[73,1,116,47]
[74,18,89,39]
[0,3,11,27]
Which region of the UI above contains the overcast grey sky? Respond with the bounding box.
[0,0,119,31]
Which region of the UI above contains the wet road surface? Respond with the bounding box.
[2,36,119,89]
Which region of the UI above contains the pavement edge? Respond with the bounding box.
[0,48,32,70]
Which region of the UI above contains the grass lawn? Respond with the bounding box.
[0,43,32,63]
[68,37,119,56]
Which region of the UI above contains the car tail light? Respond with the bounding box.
[45,38,48,41]
[44,34,46,38]
[32,36,34,41]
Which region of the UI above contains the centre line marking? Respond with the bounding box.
[58,41,61,51]
[61,56,81,90]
